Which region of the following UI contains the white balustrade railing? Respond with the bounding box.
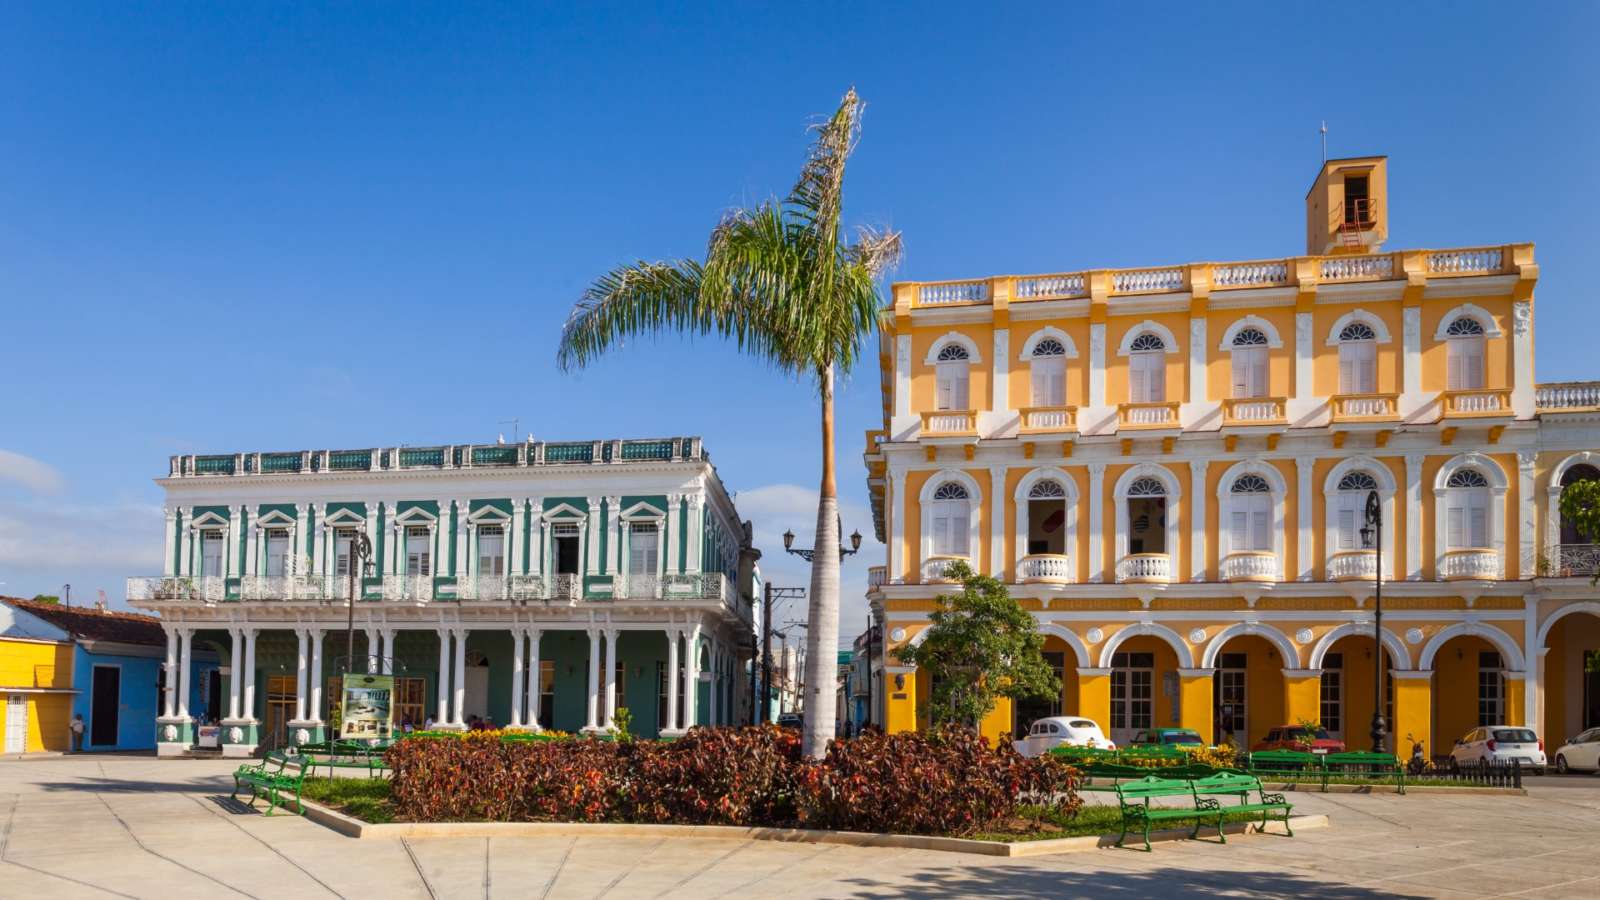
[1014,273,1086,299]
[1320,256,1394,281]
[1536,382,1600,411]
[1221,551,1278,582]
[1113,268,1184,293]
[622,574,661,600]
[126,576,221,603]
[549,573,583,600]
[509,574,546,601]
[1327,550,1378,582]
[921,410,977,435]
[1213,262,1288,287]
[382,574,435,602]
[1331,393,1399,420]
[922,555,969,583]
[1017,554,1073,584]
[1116,553,1172,584]
[1119,402,1179,427]
[460,576,509,601]
[918,281,988,305]
[1428,248,1503,274]
[1223,398,1284,423]
[1438,549,1500,581]
[867,565,886,588]
[1020,406,1076,431]
[1442,389,1511,415]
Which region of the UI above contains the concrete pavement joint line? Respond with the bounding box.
[0,793,16,859]
[656,839,753,895]
[707,842,840,899]
[0,857,141,899]
[595,837,668,898]
[400,836,439,900]
[537,836,578,900]
[185,794,347,900]
[1308,791,1411,829]
[95,792,259,900]
[482,836,490,900]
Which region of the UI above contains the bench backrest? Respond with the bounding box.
[280,755,308,778]
[1323,751,1398,767]
[1190,771,1263,795]
[262,751,292,770]
[1248,750,1321,767]
[1113,775,1195,801]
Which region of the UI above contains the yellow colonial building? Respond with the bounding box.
[864,156,1600,758]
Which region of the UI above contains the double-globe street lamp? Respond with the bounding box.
[1358,489,1388,755]
[782,520,864,732]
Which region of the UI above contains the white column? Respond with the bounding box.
[665,628,680,732]
[989,466,1005,577]
[664,495,681,575]
[1518,451,1538,579]
[312,504,327,575]
[178,511,193,576]
[1402,306,1423,407]
[894,334,912,420]
[585,628,601,730]
[294,503,309,573]
[707,637,719,725]
[1088,463,1106,583]
[1189,316,1208,404]
[163,507,178,576]
[162,627,179,718]
[435,629,451,724]
[454,500,469,578]
[243,628,258,721]
[605,496,622,577]
[602,628,618,728]
[510,628,525,728]
[1294,311,1314,405]
[384,510,398,576]
[1296,457,1315,581]
[586,501,601,575]
[527,628,542,729]
[364,626,380,674]
[293,629,309,721]
[309,629,324,723]
[452,627,468,726]
[1512,301,1534,418]
[227,627,242,720]
[227,505,242,576]
[177,628,194,719]
[246,522,259,577]
[537,519,550,576]
[1189,460,1208,582]
[684,627,701,728]
[380,628,396,675]
[1523,595,1541,732]
[1405,453,1424,580]
[992,328,1010,415]
[509,499,525,576]
[1088,323,1107,408]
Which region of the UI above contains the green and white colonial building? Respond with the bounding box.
[126,436,760,757]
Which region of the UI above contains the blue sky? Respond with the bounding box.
[2,3,1596,634]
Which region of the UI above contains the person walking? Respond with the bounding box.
[69,714,85,752]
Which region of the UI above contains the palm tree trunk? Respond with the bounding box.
[802,362,841,759]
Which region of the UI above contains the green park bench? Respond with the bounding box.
[1243,749,1324,782]
[297,739,391,778]
[232,751,308,816]
[1322,751,1405,794]
[1113,774,1224,852]
[1189,771,1295,837]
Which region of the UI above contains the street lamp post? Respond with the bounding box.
[1359,490,1388,754]
[782,521,863,562]
[344,532,375,678]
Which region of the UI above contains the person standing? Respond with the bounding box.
[69,714,86,752]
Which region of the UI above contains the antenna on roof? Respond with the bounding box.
[1320,121,1328,163]
[498,418,520,443]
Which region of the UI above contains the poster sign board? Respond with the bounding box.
[340,674,394,741]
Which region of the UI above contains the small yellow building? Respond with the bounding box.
[864,157,1600,757]
[0,607,76,753]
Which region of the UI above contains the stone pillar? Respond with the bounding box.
[602,628,618,728]
[665,495,682,575]
[509,499,525,577]
[380,628,396,676]
[246,520,259,577]
[989,466,1005,578]
[293,628,309,722]
[1505,671,1528,727]
[294,503,310,573]
[665,628,681,734]
[309,629,324,724]
[384,507,398,576]
[585,500,601,576]
[454,500,469,578]
[227,627,242,720]
[435,629,451,725]
[364,626,380,674]
[888,470,906,583]
[1392,670,1433,757]
[178,510,192,576]
[163,507,178,576]
[227,505,242,577]
[1405,453,1424,580]
[1517,452,1537,579]
[1512,300,1534,417]
[1189,460,1208,582]
[605,496,622,576]
[585,628,601,731]
[1088,323,1107,408]
[1281,668,1323,731]
[243,628,258,721]
[1075,668,1112,735]
[685,495,704,573]
[452,627,468,727]
[1177,669,1216,745]
[177,628,194,719]
[312,505,327,575]
[527,629,542,730]
[684,626,702,728]
[706,636,719,725]
[162,627,178,718]
[1088,464,1106,583]
[1296,456,1314,581]
[510,629,525,728]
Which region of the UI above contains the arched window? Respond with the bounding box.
[1228,474,1273,551]
[935,344,971,410]
[1029,338,1066,407]
[930,482,971,557]
[1560,464,1600,545]
[1230,328,1269,399]
[1126,476,1166,554]
[1128,332,1166,403]
[1337,321,1378,394]
[1026,479,1067,555]
[1445,317,1486,391]
[1334,471,1379,550]
[1445,468,1491,549]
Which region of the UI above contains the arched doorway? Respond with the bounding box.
[1107,636,1179,745]
[1012,635,1079,738]
[1431,634,1511,748]
[1316,634,1396,749]
[1557,465,1600,576]
[1542,610,1600,745]
[1207,634,1288,748]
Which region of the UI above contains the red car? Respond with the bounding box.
[1251,725,1346,753]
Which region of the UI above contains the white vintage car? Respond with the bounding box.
[1012,716,1115,758]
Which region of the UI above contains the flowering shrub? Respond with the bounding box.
[385,725,1078,836]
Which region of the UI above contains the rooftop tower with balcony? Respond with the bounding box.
[860,156,1600,756]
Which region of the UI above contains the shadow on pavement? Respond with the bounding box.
[836,865,1422,899]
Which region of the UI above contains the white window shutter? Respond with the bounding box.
[953,510,969,555]
[954,369,970,409]
[1447,345,1463,391]
[1470,497,1488,547]
[1252,509,1270,551]
[1131,359,1147,403]
[1338,508,1355,550]
[1231,352,1249,398]
[936,372,952,410]
[1230,510,1247,550]
[1359,343,1376,394]
[1466,345,1484,390]
[1150,355,1165,402]
[1031,363,1047,407]
[1252,354,1268,398]
[1447,505,1464,549]
[1339,346,1354,394]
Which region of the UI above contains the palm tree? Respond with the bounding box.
[556,89,900,758]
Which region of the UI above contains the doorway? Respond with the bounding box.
[1110,651,1154,745]
[464,650,490,724]
[264,675,296,749]
[91,666,121,746]
[4,695,26,752]
[1214,653,1247,746]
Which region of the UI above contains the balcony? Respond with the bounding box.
[867,565,886,589]
[922,555,969,583]
[917,280,989,306]
[1222,397,1286,427]
[1427,247,1506,276]
[1545,544,1600,578]
[166,436,706,479]
[126,576,227,603]
[1330,393,1399,423]
[1221,551,1278,583]
[1441,389,1512,418]
[1017,554,1073,585]
[1327,550,1378,582]
[1116,553,1172,584]
[1439,548,1500,581]
[1018,406,1077,434]
[1536,381,1600,413]
[1117,401,1180,430]
[921,410,977,436]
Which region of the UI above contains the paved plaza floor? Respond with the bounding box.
[1,755,1598,899]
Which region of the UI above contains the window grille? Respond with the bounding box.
[1031,338,1066,357]
[935,344,970,361]
[1446,317,1486,336]
[1127,477,1166,497]
[932,482,969,500]
[1338,321,1377,342]
[1231,327,1269,346]
[1337,472,1379,491]
[1230,474,1272,494]
[1129,332,1165,352]
[1028,480,1066,499]
[1446,469,1489,488]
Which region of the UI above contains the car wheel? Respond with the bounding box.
[1556,755,1569,775]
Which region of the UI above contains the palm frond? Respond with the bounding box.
[556,260,710,371]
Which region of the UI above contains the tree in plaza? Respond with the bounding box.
[896,561,1061,732]
[555,89,900,759]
